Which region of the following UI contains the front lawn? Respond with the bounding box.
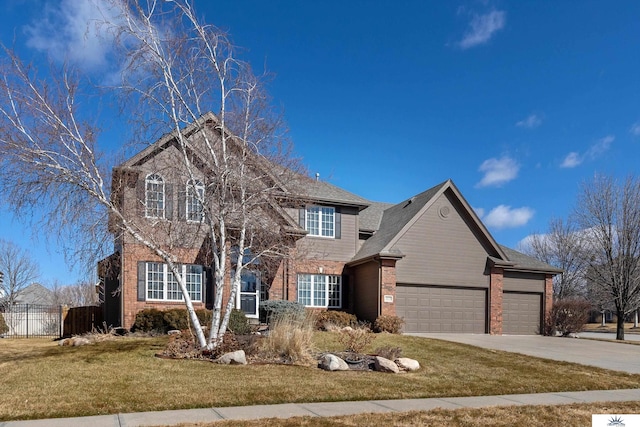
[1,333,639,421]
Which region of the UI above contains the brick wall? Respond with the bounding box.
[544,274,554,330]
[489,266,504,335]
[121,243,206,329]
[379,258,398,317]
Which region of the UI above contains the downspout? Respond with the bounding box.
[377,257,382,317]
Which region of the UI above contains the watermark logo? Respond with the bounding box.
[593,414,640,427]
[607,416,625,427]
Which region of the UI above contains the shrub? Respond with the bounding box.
[0,312,8,335]
[163,308,190,331]
[549,298,592,336]
[195,309,212,327]
[131,308,166,332]
[260,300,306,325]
[260,312,315,364]
[228,309,251,335]
[315,310,358,330]
[337,326,375,354]
[373,315,405,334]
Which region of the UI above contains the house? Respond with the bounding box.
[99,114,561,334]
[1,283,55,306]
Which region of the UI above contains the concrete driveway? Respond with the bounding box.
[409,334,640,374]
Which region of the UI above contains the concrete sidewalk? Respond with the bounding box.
[2,389,640,427]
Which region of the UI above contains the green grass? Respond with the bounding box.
[1,333,640,421]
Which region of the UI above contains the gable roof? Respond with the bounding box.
[350,179,516,267]
[350,181,449,263]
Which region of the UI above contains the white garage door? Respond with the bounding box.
[503,292,541,335]
[396,285,487,333]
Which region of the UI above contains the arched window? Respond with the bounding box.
[145,173,165,218]
[186,179,205,222]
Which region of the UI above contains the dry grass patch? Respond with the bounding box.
[173,401,640,427]
[2,334,640,421]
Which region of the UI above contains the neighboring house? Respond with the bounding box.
[2,283,56,306]
[99,114,561,334]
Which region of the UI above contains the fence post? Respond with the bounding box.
[26,304,29,339]
[59,305,63,338]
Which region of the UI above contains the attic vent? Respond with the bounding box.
[439,205,451,219]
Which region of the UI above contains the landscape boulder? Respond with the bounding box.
[395,357,420,372]
[217,350,247,365]
[318,353,349,371]
[374,356,400,373]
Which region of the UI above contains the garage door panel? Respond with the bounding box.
[396,285,487,333]
[503,292,541,335]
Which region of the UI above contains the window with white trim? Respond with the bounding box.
[297,274,341,308]
[306,206,335,237]
[145,173,165,218]
[186,179,205,222]
[146,262,202,302]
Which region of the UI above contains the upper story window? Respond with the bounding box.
[186,179,205,222]
[306,206,335,238]
[145,173,165,218]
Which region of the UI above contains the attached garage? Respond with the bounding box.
[396,284,487,333]
[503,292,542,335]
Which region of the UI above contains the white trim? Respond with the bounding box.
[297,274,342,308]
[145,173,165,219]
[186,179,205,223]
[305,206,335,238]
[145,262,202,302]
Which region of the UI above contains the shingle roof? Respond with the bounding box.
[351,181,448,263]
[302,178,371,209]
[359,201,394,232]
[499,245,563,273]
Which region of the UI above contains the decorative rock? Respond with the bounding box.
[217,350,247,365]
[318,354,349,371]
[341,326,353,332]
[167,330,182,336]
[395,357,420,371]
[374,356,400,373]
[72,337,91,347]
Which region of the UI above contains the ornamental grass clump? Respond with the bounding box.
[260,312,315,365]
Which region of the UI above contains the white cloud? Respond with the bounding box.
[630,122,640,136]
[476,156,519,188]
[560,135,614,169]
[24,0,122,71]
[560,152,582,168]
[473,207,485,218]
[459,10,506,49]
[516,114,542,129]
[483,205,534,229]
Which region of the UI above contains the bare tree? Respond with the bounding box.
[520,218,586,300]
[0,0,301,349]
[0,239,40,306]
[574,175,640,340]
[51,280,99,307]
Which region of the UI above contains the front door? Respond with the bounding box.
[237,270,260,318]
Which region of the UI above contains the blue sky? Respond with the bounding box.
[1,1,640,285]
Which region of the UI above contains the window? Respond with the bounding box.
[306,206,335,237]
[146,262,202,302]
[145,173,165,218]
[297,274,341,308]
[186,179,205,222]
